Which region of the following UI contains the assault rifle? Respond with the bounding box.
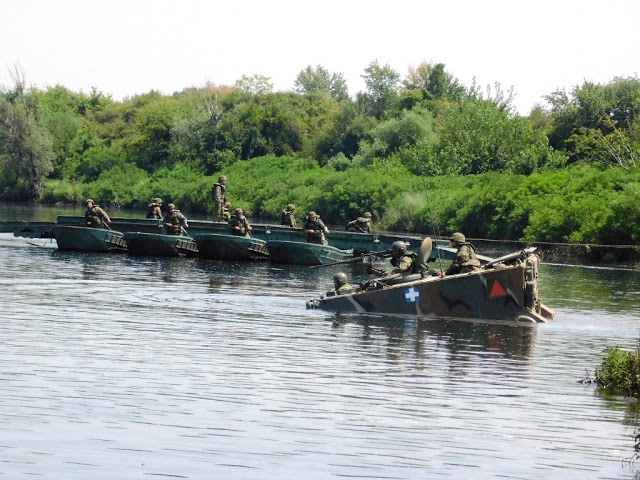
[310,249,393,269]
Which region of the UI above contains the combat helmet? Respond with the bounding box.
[308,211,317,217]
[450,232,466,243]
[333,272,348,288]
[392,241,407,255]
[286,204,295,211]
[167,203,176,210]
[154,198,163,203]
[85,199,94,205]
[363,212,372,218]
[235,208,244,214]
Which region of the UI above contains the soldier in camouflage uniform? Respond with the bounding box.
[163,203,189,235]
[345,212,373,233]
[229,208,253,237]
[367,241,418,277]
[333,272,357,295]
[442,232,481,275]
[212,175,227,222]
[304,211,330,245]
[222,202,232,222]
[146,198,163,219]
[84,199,111,228]
[280,204,296,228]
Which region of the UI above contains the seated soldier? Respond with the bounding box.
[333,272,359,295]
[304,211,330,245]
[367,241,418,277]
[345,212,373,233]
[439,232,481,276]
[280,204,296,227]
[163,203,189,235]
[229,208,253,237]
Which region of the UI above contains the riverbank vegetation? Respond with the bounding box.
[1,62,639,245]
[596,346,640,398]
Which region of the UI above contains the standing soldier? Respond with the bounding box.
[345,212,373,233]
[164,203,189,235]
[212,175,227,222]
[229,208,253,237]
[304,211,330,245]
[84,199,111,228]
[146,198,163,219]
[280,204,296,228]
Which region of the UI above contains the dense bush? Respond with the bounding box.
[595,346,640,397]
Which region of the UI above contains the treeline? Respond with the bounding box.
[0,62,639,244]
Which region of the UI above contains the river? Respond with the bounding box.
[1,204,640,479]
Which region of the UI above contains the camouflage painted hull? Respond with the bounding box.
[123,232,198,257]
[267,240,353,265]
[307,247,555,324]
[53,225,127,252]
[192,233,269,261]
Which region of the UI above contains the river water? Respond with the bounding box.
[2,204,640,479]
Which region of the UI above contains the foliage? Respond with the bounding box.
[234,74,273,96]
[0,66,55,200]
[545,75,640,166]
[595,346,640,397]
[361,60,400,118]
[294,65,349,101]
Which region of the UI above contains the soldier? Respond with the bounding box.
[304,211,330,245]
[212,175,227,222]
[280,203,296,228]
[440,232,481,276]
[345,211,373,233]
[163,203,189,235]
[222,202,232,222]
[367,241,418,277]
[229,208,253,237]
[146,197,163,219]
[84,199,111,228]
[333,272,357,295]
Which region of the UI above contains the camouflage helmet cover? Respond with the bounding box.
[286,203,295,211]
[308,211,317,217]
[218,175,227,182]
[450,232,466,243]
[333,272,348,288]
[363,212,372,218]
[167,203,176,210]
[85,199,94,205]
[154,198,163,203]
[235,208,244,214]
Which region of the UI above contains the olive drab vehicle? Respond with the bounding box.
[307,238,555,324]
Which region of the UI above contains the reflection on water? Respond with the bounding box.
[2,231,640,478]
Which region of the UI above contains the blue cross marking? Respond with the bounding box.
[405,287,419,303]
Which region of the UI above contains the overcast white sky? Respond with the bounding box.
[1,0,638,115]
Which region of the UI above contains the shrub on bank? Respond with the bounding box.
[595,346,640,397]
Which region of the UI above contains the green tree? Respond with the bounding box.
[234,74,273,96]
[294,65,349,101]
[0,66,54,200]
[361,60,400,118]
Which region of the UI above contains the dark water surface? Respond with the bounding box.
[2,206,640,479]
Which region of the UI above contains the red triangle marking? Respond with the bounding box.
[490,279,507,297]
